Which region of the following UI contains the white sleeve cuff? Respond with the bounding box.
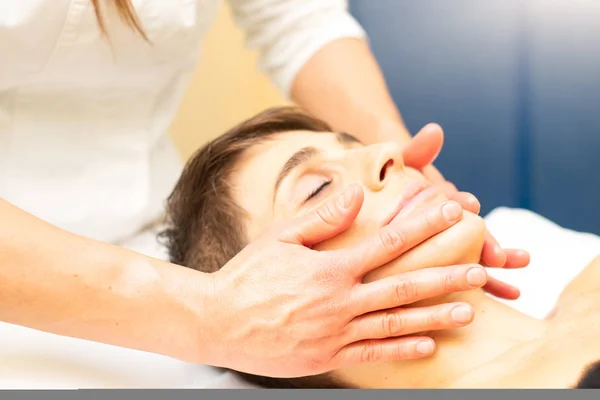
[227,0,369,97]
[266,13,367,97]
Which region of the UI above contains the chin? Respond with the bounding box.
[363,210,487,283]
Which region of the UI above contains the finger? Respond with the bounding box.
[422,164,446,185]
[437,181,458,198]
[351,264,487,314]
[435,181,459,198]
[483,276,521,300]
[402,123,444,170]
[277,184,363,247]
[502,249,530,269]
[480,248,530,269]
[346,302,475,343]
[448,191,481,215]
[480,230,507,268]
[332,336,436,367]
[335,200,464,277]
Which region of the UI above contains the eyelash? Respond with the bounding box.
[305,180,332,202]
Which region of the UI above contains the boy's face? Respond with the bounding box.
[231,130,486,282]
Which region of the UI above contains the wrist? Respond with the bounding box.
[185,270,219,365]
[120,253,219,364]
[163,263,219,364]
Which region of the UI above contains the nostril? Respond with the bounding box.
[380,159,394,181]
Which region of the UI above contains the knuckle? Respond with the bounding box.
[426,309,443,329]
[315,255,344,283]
[442,271,457,292]
[276,221,306,244]
[305,355,324,373]
[360,342,381,364]
[379,228,406,254]
[382,311,405,336]
[423,208,438,229]
[315,202,338,226]
[324,298,346,320]
[393,280,417,304]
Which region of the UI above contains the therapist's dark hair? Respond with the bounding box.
[159,106,347,389]
[91,0,148,41]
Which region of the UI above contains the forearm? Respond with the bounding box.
[291,38,411,145]
[0,198,212,363]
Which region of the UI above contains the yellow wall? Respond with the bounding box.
[168,3,287,160]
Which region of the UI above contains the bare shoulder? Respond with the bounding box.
[550,255,600,319]
[450,256,600,388]
[448,327,600,388]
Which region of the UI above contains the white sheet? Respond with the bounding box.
[1,208,598,389]
[483,207,600,319]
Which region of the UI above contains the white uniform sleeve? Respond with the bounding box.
[226,0,367,97]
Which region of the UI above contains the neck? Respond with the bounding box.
[411,289,546,387]
[337,289,547,388]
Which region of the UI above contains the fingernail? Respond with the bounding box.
[466,267,487,287]
[442,202,462,221]
[421,123,436,133]
[466,193,479,205]
[451,305,474,324]
[416,340,434,356]
[338,186,355,209]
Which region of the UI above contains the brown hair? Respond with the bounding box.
[91,0,148,41]
[161,106,331,271]
[159,107,345,388]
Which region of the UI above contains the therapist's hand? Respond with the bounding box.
[402,123,530,300]
[205,184,488,378]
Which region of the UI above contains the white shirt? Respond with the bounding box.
[0,0,365,244]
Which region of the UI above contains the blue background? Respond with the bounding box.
[350,0,600,235]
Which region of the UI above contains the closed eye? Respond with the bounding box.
[305,180,332,203]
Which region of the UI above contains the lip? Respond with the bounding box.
[382,181,439,227]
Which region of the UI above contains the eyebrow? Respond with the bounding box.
[271,132,363,202]
[336,132,362,146]
[273,146,319,198]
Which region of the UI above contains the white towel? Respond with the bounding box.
[483,207,600,319]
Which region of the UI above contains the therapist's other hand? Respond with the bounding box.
[206,184,488,378]
[402,123,530,300]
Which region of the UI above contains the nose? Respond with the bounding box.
[361,142,405,191]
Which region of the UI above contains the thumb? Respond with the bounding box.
[277,184,364,247]
[403,123,444,170]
